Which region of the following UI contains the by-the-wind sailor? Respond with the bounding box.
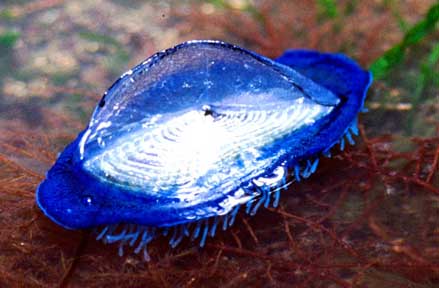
[36,40,372,260]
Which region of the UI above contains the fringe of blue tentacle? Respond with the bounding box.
[95,119,360,261]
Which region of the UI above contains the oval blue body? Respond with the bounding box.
[36,40,372,258]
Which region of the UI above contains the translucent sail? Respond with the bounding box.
[75,41,338,204]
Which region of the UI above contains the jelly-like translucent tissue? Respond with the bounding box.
[36,40,372,260]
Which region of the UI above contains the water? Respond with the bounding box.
[0,1,437,287]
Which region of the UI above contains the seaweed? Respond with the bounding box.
[0,31,20,48]
[316,0,338,20]
[1,113,438,287]
[370,3,439,80]
[0,0,438,287]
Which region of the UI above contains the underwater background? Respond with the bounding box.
[0,0,438,287]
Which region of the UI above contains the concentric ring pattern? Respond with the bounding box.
[83,96,333,202]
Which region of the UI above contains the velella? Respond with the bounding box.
[36,40,372,260]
